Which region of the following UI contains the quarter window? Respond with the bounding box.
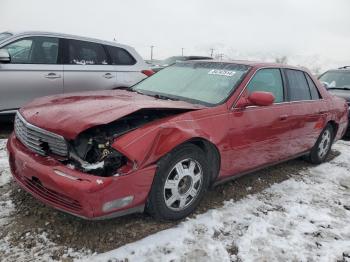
[4,36,59,64]
[247,68,284,103]
[305,73,321,100]
[285,69,311,101]
[68,40,108,65]
[106,46,136,65]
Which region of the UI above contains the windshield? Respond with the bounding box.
[133,62,251,106]
[0,32,12,42]
[319,71,350,89]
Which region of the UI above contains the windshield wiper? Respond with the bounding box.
[329,87,350,90]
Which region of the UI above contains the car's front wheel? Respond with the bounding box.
[308,124,334,164]
[147,144,210,221]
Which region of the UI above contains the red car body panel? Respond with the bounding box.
[20,90,205,140]
[7,62,349,219]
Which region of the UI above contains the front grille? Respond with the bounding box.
[14,112,68,157]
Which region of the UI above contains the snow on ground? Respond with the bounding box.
[0,140,11,186]
[84,141,350,262]
[1,139,350,261]
[0,139,13,228]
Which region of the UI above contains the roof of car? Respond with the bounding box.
[6,31,132,50]
[182,59,307,71]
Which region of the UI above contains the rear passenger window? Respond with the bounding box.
[106,46,136,65]
[247,68,284,103]
[68,40,108,65]
[305,73,321,100]
[285,69,311,101]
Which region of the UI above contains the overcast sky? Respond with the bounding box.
[1,0,349,69]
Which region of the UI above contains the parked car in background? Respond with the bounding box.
[8,61,348,221]
[319,66,350,135]
[151,55,212,72]
[0,31,153,117]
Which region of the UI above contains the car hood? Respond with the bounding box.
[20,90,205,139]
[328,89,350,102]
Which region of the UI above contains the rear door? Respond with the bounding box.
[105,45,146,87]
[0,36,63,112]
[63,39,117,93]
[282,69,325,154]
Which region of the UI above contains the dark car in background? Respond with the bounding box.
[319,66,350,135]
[151,56,212,72]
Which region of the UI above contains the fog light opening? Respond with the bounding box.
[102,195,134,212]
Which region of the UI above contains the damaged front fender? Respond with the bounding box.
[111,120,215,170]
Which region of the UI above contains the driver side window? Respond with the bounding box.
[247,68,284,103]
[4,36,59,64]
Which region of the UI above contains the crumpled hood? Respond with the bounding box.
[20,90,205,139]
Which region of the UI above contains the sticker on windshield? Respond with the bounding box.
[208,69,236,77]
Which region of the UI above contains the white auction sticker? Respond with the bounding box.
[208,69,236,77]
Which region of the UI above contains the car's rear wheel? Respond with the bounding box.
[308,124,334,164]
[146,144,210,221]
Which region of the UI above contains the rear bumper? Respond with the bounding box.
[7,134,157,219]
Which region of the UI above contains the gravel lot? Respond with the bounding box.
[0,127,348,261]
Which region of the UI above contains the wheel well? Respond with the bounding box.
[327,120,339,138]
[186,138,221,184]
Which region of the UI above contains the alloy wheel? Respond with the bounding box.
[318,129,331,159]
[163,158,203,211]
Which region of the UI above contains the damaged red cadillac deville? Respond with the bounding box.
[7,61,348,220]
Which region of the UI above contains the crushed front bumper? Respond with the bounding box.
[7,134,157,219]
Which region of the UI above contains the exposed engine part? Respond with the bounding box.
[64,109,188,176]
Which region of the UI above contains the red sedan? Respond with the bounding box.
[7,61,348,220]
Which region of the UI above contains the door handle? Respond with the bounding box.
[279,115,288,121]
[44,73,61,79]
[318,111,326,114]
[103,73,114,79]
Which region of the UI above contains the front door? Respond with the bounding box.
[223,68,293,176]
[0,36,63,113]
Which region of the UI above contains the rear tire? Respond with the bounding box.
[308,124,334,164]
[146,144,210,221]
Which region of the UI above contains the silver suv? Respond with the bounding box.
[0,31,152,116]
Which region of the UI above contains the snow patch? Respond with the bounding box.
[0,139,11,186]
[83,141,350,262]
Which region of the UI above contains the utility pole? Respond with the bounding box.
[181,48,184,56]
[150,45,154,61]
[210,48,215,58]
[217,53,224,60]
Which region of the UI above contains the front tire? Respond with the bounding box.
[147,144,210,221]
[308,124,334,164]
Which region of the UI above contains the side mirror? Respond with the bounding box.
[0,49,10,63]
[249,91,275,106]
[236,91,275,108]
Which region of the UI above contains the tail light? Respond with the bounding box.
[141,69,155,77]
